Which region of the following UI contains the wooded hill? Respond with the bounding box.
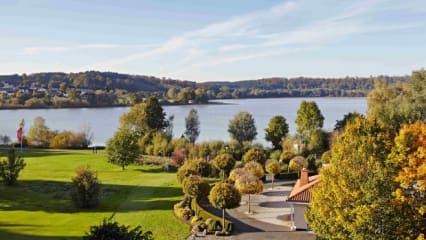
[0,71,410,108]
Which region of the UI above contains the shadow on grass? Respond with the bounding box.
[0,148,77,158]
[136,167,165,173]
[0,179,183,213]
[0,228,80,240]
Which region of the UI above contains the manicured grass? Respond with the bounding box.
[0,149,189,240]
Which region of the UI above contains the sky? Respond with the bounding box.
[1,0,425,82]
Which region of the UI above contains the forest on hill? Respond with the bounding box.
[0,71,409,108]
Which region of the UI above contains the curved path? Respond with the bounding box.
[188,180,316,240]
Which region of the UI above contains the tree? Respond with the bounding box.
[79,122,93,148]
[367,69,426,130]
[305,118,400,239]
[71,165,101,208]
[0,148,25,185]
[265,159,281,189]
[184,108,200,144]
[27,116,53,147]
[83,215,153,240]
[389,122,426,239]
[334,112,364,131]
[295,101,324,143]
[243,161,264,179]
[119,96,168,136]
[235,174,263,214]
[228,168,247,183]
[208,182,241,232]
[212,153,235,180]
[144,96,168,131]
[265,115,289,149]
[106,128,139,170]
[242,148,267,165]
[288,156,308,176]
[182,175,210,202]
[228,111,257,144]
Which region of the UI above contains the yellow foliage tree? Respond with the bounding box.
[235,174,263,214]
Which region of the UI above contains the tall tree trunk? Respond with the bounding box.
[248,194,251,214]
[222,208,225,232]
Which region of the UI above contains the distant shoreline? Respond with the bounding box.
[0,96,366,110]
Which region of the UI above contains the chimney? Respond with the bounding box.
[300,168,309,186]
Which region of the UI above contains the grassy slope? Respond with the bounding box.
[0,149,188,240]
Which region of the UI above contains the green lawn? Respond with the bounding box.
[0,149,189,240]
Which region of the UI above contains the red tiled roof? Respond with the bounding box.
[287,175,320,203]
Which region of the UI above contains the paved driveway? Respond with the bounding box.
[188,180,316,240]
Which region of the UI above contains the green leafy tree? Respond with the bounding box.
[106,128,139,170]
[265,115,289,149]
[182,175,210,202]
[367,69,426,130]
[228,111,257,144]
[265,159,281,189]
[184,108,200,144]
[0,148,25,185]
[208,182,241,232]
[235,174,263,214]
[212,153,236,180]
[306,118,400,239]
[144,96,168,131]
[83,215,153,240]
[242,148,267,165]
[295,101,324,143]
[71,165,101,208]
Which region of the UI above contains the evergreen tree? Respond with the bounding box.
[184,108,200,144]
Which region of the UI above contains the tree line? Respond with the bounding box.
[0,71,409,108]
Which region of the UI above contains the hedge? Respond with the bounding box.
[191,199,234,233]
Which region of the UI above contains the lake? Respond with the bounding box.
[0,98,367,147]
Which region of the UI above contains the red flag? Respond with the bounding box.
[17,127,23,142]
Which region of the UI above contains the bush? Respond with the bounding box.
[71,165,101,208]
[242,148,267,165]
[83,215,153,240]
[205,218,221,232]
[0,148,26,185]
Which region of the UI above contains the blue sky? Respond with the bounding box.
[1,0,425,81]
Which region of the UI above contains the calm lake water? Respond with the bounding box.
[0,98,367,146]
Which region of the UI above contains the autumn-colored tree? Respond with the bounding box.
[243,161,264,179]
[228,168,247,183]
[208,182,241,231]
[264,115,289,149]
[305,118,400,239]
[265,159,281,189]
[212,153,236,180]
[288,156,308,176]
[182,175,210,202]
[235,174,263,214]
[242,148,267,165]
[27,116,54,147]
[389,122,426,239]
